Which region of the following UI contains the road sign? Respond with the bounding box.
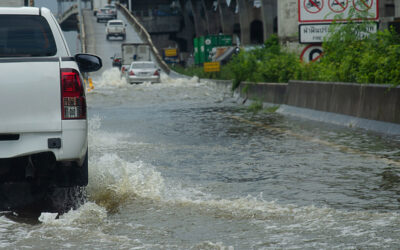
[300,44,323,63]
[353,0,373,12]
[204,62,220,72]
[304,0,324,14]
[299,22,378,43]
[328,0,349,13]
[298,0,378,22]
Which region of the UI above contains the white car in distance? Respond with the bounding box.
[106,20,126,40]
[126,61,161,84]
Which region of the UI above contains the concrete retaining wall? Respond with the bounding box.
[238,80,400,125]
[239,82,288,104]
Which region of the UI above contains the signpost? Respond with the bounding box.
[204,62,221,73]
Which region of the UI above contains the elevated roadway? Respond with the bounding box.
[58,4,79,31]
[82,9,145,76]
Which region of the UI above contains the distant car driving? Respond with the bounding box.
[110,53,122,69]
[96,8,114,22]
[104,4,117,19]
[106,20,126,40]
[126,61,161,84]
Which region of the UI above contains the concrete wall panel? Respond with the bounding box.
[240,80,400,124]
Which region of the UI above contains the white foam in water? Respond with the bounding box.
[92,68,127,89]
[38,202,107,226]
[90,68,201,91]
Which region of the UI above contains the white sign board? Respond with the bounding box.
[299,22,378,43]
[298,0,379,22]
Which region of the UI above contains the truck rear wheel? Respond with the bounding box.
[74,151,88,187]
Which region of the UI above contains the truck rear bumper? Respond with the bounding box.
[128,76,160,84]
[107,33,125,37]
[0,120,87,163]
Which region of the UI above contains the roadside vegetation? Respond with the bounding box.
[173,16,400,90]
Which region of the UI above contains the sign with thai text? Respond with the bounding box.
[299,22,378,43]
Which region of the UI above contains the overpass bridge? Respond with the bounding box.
[58,4,79,31]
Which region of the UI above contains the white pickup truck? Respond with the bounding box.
[106,19,126,40]
[0,7,102,209]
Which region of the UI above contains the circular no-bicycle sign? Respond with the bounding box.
[304,0,325,14]
[328,0,349,13]
[352,0,373,12]
[300,44,324,63]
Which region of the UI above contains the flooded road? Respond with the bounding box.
[3,70,400,249]
[2,8,400,250]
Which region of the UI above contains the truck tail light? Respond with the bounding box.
[61,69,86,120]
[154,70,159,76]
[129,70,135,76]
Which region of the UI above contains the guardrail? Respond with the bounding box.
[79,11,86,53]
[116,3,171,74]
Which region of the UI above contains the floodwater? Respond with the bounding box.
[2,69,400,249]
[2,5,400,249]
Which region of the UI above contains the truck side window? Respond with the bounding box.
[0,15,57,57]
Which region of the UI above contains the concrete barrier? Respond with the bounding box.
[232,80,400,125]
[239,82,288,104]
[286,81,400,124]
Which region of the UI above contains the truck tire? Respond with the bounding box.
[106,35,109,40]
[122,34,126,41]
[74,151,88,187]
[44,186,86,213]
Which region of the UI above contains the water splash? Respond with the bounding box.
[91,68,127,89]
[87,154,164,213]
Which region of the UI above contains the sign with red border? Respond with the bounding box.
[298,0,378,22]
[328,0,349,13]
[353,0,373,12]
[304,0,324,14]
[300,44,324,63]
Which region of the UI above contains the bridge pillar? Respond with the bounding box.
[261,0,277,41]
[218,0,235,35]
[190,0,208,36]
[238,0,265,45]
[202,0,222,34]
[277,0,298,43]
[396,0,400,16]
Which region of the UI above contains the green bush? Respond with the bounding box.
[174,21,400,87]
